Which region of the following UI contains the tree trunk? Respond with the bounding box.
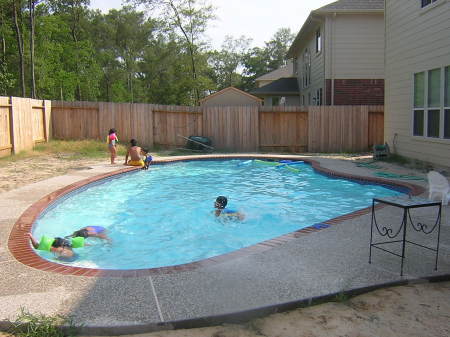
[12,1,26,97]
[29,0,36,98]
[169,0,199,105]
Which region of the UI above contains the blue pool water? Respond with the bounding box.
[33,160,404,269]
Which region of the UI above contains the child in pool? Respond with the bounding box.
[27,233,85,261]
[214,196,245,220]
[67,226,110,242]
[107,128,119,164]
[142,148,153,170]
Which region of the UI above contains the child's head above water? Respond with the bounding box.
[215,196,227,209]
[52,237,72,249]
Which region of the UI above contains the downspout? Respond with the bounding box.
[331,12,336,105]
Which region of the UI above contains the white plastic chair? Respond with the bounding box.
[427,171,450,205]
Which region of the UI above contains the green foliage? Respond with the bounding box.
[0,61,15,94]
[1,0,295,104]
[8,308,76,337]
[241,28,295,91]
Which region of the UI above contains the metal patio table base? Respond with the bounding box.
[369,196,442,276]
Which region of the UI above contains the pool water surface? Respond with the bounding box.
[32,159,403,269]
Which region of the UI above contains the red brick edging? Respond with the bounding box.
[8,155,424,277]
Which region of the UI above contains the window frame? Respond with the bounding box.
[315,29,322,54]
[412,66,450,141]
[421,0,438,8]
[302,49,311,89]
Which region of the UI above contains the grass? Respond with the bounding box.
[0,140,127,166]
[0,140,207,166]
[379,153,410,165]
[7,308,77,337]
[34,140,127,159]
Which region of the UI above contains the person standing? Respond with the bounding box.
[107,128,119,164]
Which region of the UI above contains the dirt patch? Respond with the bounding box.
[0,155,104,193]
[106,282,450,337]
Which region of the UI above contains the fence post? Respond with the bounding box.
[9,96,16,154]
[43,100,52,141]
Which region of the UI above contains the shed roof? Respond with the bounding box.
[199,86,262,104]
[250,78,299,96]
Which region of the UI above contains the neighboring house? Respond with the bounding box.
[287,0,385,106]
[255,60,294,88]
[251,60,301,106]
[384,0,450,168]
[199,87,262,107]
[251,78,300,106]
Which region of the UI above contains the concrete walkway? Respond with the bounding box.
[0,156,449,336]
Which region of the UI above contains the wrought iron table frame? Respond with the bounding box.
[369,197,442,276]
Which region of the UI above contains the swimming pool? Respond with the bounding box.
[32,159,404,269]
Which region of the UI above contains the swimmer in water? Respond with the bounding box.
[27,233,85,261]
[214,196,245,221]
[67,226,111,242]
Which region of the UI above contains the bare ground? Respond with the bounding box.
[1,153,449,337]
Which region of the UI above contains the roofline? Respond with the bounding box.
[199,87,262,104]
[287,8,383,58]
[252,92,300,97]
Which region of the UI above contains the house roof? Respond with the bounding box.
[287,0,384,57]
[255,60,294,82]
[250,78,299,96]
[199,86,262,104]
[315,0,384,13]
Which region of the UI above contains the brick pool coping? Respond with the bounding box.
[8,155,425,277]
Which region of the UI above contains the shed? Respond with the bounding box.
[200,87,262,107]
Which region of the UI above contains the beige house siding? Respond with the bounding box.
[385,0,450,168]
[294,22,326,105]
[327,13,384,79]
[200,89,261,107]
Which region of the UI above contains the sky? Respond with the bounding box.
[89,0,336,49]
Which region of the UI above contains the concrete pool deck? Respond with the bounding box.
[0,155,449,335]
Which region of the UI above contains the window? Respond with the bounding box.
[315,29,321,53]
[316,88,323,106]
[413,110,424,136]
[293,57,298,75]
[413,72,424,136]
[445,66,450,138]
[421,0,438,8]
[413,66,450,140]
[302,49,311,88]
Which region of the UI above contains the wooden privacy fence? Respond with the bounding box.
[51,101,383,153]
[0,96,51,158]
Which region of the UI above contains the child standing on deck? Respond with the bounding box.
[107,128,118,164]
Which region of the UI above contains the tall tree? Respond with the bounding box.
[12,0,26,97]
[241,28,295,91]
[127,0,215,105]
[28,0,39,98]
[208,35,251,90]
[47,0,92,100]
